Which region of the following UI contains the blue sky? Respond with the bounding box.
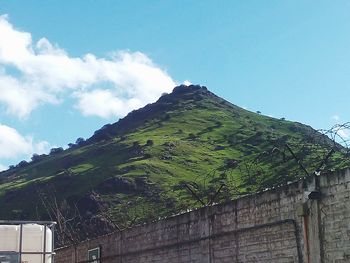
[0,0,349,170]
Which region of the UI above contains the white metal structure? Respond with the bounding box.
[0,221,55,263]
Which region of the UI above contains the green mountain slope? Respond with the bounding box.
[0,85,348,241]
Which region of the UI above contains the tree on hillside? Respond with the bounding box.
[75,137,85,146]
[50,147,64,155]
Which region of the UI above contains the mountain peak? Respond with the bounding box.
[88,84,214,141]
[172,84,208,94]
[157,84,210,103]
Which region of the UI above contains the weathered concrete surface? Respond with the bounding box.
[55,169,350,263]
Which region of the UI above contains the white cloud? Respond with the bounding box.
[0,164,7,172]
[0,124,50,160]
[0,15,176,119]
[0,73,57,117]
[331,115,340,121]
[338,129,350,139]
[183,80,192,86]
[75,89,143,118]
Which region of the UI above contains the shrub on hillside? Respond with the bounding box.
[50,147,64,155]
[188,133,197,140]
[75,137,85,146]
[31,154,46,163]
[146,139,154,146]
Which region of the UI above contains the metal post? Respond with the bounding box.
[43,224,47,263]
[19,224,23,263]
[52,223,55,263]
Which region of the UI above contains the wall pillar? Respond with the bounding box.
[304,175,323,263]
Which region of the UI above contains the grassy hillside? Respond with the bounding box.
[0,85,348,241]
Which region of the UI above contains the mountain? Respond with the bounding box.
[0,85,348,243]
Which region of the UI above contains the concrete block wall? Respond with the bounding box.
[55,169,350,263]
[320,169,350,262]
